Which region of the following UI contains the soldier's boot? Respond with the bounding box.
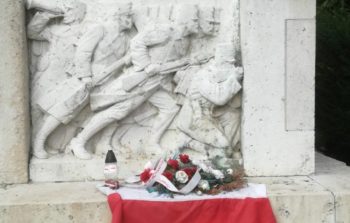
[32,115,61,159]
[67,114,114,160]
[67,137,91,160]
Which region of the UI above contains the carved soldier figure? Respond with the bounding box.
[174,6,218,100]
[30,1,134,159]
[66,2,134,159]
[68,5,201,158]
[27,0,88,159]
[176,43,243,163]
[75,2,133,86]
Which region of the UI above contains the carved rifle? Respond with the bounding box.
[93,54,130,86]
[122,55,213,92]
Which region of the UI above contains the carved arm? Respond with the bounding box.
[199,73,242,106]
[27,12,62,40]
[74,24,104,81]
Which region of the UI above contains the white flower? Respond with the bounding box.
[226,168,233,175]
[192,160,210,172]
[212,169,224,179]
[198,180,210,191]
[175,170,189,183]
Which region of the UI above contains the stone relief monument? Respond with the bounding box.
[0,0,329,221]
[27,0,243,180]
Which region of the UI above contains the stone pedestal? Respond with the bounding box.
[0,0,29,184]
[2,153,350,223]
[241,0,316,176]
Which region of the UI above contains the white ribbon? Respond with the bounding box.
[142,158,202,194]
[151,169,202,194]
[145,159,167,187]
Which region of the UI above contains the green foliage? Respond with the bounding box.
[318,0,350,11]
[316,1,350,164]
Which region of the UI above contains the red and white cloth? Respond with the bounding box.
[103,184,276,223]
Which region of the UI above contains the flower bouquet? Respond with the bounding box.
[139,153,246,196]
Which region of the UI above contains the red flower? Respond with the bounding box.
[182,167,197,178]
[140,168,152,183]
[162,171,174,181]
[167,159,179,170]
[179,154,190,163]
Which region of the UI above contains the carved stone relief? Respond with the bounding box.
[27,0,243,172]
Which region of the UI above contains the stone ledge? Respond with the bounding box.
[251,176,334,223]
[2,153,350,223]
[0,182,111,223]
[29,154,147,182]
[310,153,350,223]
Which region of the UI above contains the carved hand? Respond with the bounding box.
[80,77,93,88]
[145,64,161,76]
[190,54,213,65]
[123,54,132,66]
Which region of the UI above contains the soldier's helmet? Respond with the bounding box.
[199,6,216,35]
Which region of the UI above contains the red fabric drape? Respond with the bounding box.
[108,193,276,223]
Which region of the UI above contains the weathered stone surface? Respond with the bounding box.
[250,176,335,223]
[310,153,350,223]
[30,154,146,182]
[27,0,243,179]
[0,182,111,223]
[30,155,105,182]
[240,0,316,176]
[4,153,349,223]
[0,0,29,184]
[285,19,315,131]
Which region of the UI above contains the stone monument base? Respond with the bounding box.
[29,142,240,182]
[3,153,349,222]
[30,154,149,182]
